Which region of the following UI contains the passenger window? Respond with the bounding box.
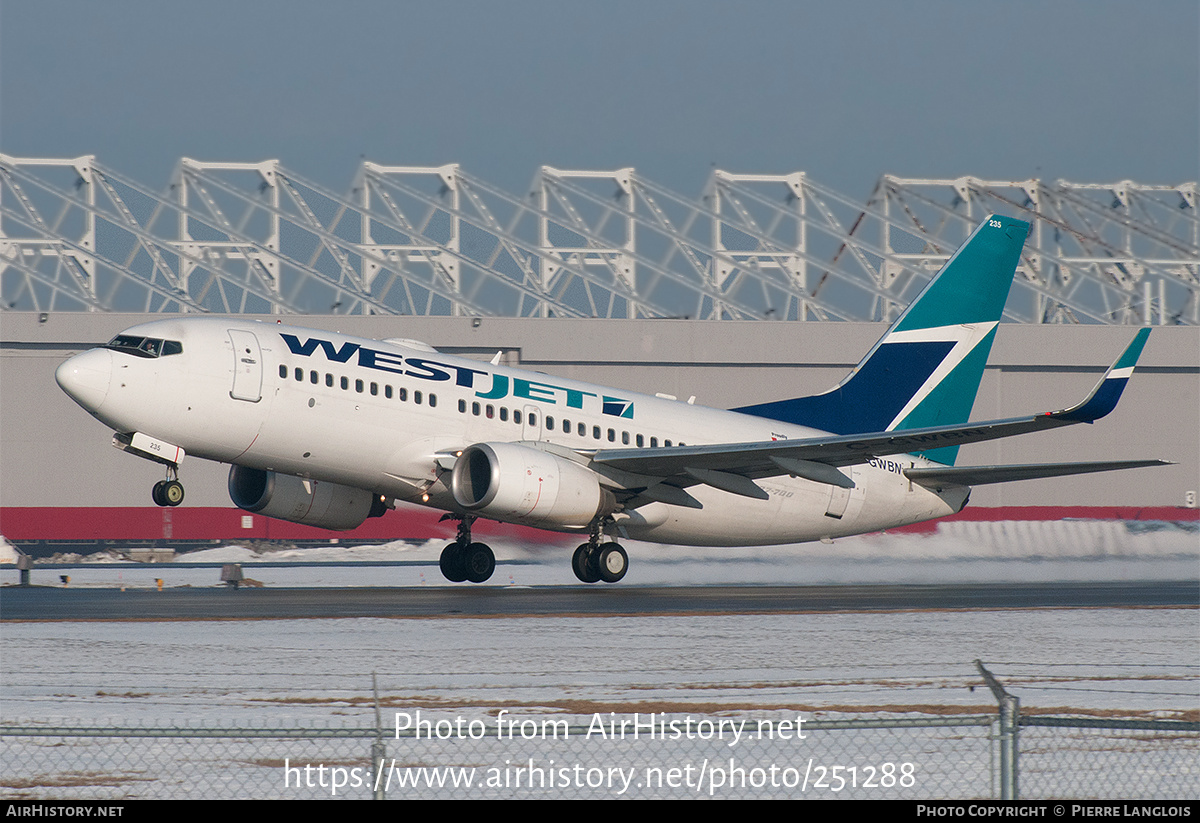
[294,368,303,381]
[341,376,349,390]
[486,404,494,419]
[385,385,393,399]
[399,388,408,401]
[279,365,287,378]
[459,399,467,413]
[310,370,319,384]
[529,413,537,427]
[622,431,630,445]
[472,402,481,416]
[546,416,555,431]
[650,437,658,448]
[415,391,423,405]
[636,434,644,447]
[563,419,570,433]
[429,394,437,408]
[665,439,672,447]
[326,374,334,387]
[355,379,363,393]
[370,382,378,396]
[513,410,522,425]
[593,426,600,440]
[578,422,586,437]
[607,429,616,442]
[500,407,509,422]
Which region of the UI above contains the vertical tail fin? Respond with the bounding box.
[734,214,1030,465]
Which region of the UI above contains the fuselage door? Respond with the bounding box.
[229,329,263,402]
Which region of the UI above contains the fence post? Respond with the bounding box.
[976,659,1020,800]
[372,672,386,800]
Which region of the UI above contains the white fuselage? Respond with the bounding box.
[63,317,965,546]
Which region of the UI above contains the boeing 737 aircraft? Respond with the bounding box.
[56,214,1164,584]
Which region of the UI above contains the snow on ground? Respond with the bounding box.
[0,535,19,564]
[9,520,1198,589]
[2,521,1196,725]
[3,524,1196,714]
[3,607,1197,725]
[2,522,1196,799]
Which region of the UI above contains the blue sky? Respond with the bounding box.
[2,0,1196,199]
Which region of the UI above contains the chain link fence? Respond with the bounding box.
[3,713,1196,799]
[1016,717,1200,800]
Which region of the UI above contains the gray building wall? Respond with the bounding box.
[2,312,1197,511]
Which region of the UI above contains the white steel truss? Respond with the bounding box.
[871,176,1199,325]
[2,155,1195,324]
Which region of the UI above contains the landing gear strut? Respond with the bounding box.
[151,466,184,507]
[438,516,495,583]
[572,520,628,584]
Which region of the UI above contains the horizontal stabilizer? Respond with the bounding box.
[905,460,1170,487]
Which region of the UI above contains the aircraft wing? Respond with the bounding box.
[591,329,1156,496]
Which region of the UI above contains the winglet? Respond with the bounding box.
[1052,328,1151,423]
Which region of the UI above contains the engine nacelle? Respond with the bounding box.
[228,466,384,531]
[450,442,608,529]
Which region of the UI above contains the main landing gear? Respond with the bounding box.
[437,515,629,584]
[151,466,184,507]
[572,522,628,583]
[439,516,495,584]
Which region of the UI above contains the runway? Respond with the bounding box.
[2,580,1195,621]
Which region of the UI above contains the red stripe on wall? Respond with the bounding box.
[0,506,571,544]
[1,505,1195,544]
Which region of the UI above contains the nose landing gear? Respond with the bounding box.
[112,432,187,508]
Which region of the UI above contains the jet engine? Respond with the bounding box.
[450,442,611,529]
[228,466,385,530]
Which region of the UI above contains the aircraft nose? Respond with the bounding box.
[56,348,113,412]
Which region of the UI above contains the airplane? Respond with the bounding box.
[54,214,1166,584]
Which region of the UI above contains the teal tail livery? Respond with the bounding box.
[735,214,1029,464]
[54,214,1168,584]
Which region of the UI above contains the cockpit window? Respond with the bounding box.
[103,335,183,358]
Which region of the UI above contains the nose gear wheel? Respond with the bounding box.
[151,467,185,508]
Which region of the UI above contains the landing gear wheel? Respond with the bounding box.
[162,480,184,507]
[439,543,467,583]
[462,542,495,583]
[596,542,628,583]
[151,481,167,507]
[572,543,601,583]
